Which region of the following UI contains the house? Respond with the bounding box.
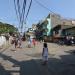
[35,13,75,42]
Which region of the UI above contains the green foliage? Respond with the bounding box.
[0,22,18,34]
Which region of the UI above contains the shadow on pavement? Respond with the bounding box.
[0,64,10,75]
[65,49,75,55]
[0,49,75,75]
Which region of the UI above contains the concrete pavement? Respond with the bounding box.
[0,41,75,75]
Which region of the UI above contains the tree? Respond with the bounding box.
[0,22,18,34]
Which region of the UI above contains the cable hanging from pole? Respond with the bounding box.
[23,0,32,33]
[17,0,22,29]
[14,0,32,33]
[23,0,32,32]
[14,0,26,32]
[25,0,32,21]
[14,0,19,22]
[21,0,27,31]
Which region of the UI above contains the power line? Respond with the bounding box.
[17,0,21,24]
[25,0,32,22]
[20,0,32,32]
[21,0,26,24]
[23,0,32,32]
[14,0,21,29]
[14,0,19,21]
[14,0,32,33]
[34,0,55,14]
[20,0,27,30]
[14,0,27,32]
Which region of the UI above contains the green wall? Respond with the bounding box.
[47,18,51,36]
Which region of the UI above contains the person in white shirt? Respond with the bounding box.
[42,42,48,65]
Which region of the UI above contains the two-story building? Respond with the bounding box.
[34,13,75,42]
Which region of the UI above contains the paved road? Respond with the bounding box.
[0,41,75,75]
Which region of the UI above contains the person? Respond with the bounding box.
[32,38,36,47]
[9,36,13,45]
[18,36,22,48]
[14,36,18,48]
[42,42,48,65]
[28,37,31,48]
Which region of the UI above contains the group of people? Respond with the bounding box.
[28,38,49,65]
[28,37,36,48]
[9,35,22,48]
[10,35,49,65]
[0,34,49,66]
[28,37,49,65]
[9,35,49,65]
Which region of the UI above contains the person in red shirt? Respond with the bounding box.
[32,38,36,47]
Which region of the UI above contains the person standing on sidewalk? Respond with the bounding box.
[42,42,48,65]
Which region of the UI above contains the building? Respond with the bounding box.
[32,24,37,30]
[36,13,61,41]
[35,13,75,42]
[26,26,36,39]
[51,18,75,42]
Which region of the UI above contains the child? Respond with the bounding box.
[42,42,48,65]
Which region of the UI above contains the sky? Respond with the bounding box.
[0,0,75,29]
